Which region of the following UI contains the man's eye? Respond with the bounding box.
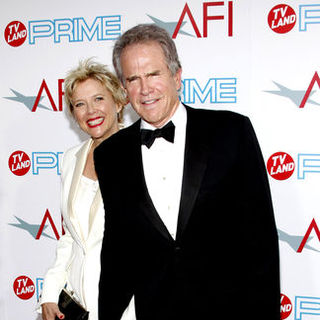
[127,77,138,83]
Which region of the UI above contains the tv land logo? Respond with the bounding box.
[265,72,320,109]
[281,294,292,319]
[8,150,62,176]
[9,209,64,240]
[13,276,44,301]
[13,276,35,300]
[267,152,320,181]
[4,15,121,47]
[4,21,27,47]
[267,152,295,181]
[268,4,296,34]
[268,3,320,34]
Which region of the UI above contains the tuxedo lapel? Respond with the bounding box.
[129,121,173,242]
[176,107,209,241]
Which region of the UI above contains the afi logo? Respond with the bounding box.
[300,71,320,108]
[278,219,320,253]
[265,72,320,109]
[9,209,64,241]
[173,1,233,38]
[4,79,64,112]
[297,219,320,253]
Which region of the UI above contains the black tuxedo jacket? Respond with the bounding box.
[94,106,280,320]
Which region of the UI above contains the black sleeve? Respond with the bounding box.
[94,144,134,320]
[238,116,280,319]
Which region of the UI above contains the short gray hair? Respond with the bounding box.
[113,24,182,84]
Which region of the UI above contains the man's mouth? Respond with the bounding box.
[142,98,160,105]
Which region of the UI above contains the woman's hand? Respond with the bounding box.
[41,302,65,320]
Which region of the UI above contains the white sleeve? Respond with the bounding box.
[39,149,75,305]
[39,223,74,304]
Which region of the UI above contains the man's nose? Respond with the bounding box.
[140,78,151,95]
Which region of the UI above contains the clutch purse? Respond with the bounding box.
[56,288,89,320]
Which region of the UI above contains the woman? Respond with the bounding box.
[40,59,135,320]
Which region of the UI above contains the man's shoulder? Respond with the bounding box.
[185,105,248,126]
[95,120,139,156]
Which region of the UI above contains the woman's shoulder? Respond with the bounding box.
[61,139,91,172]
[64,139,91,158]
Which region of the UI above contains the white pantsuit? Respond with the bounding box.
[40,139,135,320]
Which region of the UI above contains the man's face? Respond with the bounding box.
[120,41,182,128]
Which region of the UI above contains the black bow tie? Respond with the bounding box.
[140,121,175,148]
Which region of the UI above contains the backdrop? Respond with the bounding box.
[1,1,320,319]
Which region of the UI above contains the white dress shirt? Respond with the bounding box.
[141,103,186,239]
[74,175,99,239]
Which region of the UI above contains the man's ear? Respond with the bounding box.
[121,82,129,105]
[174,68,182,91]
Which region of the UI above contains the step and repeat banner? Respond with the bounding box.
[1,0,320,319]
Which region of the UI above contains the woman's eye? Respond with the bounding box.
[75,102,84,108]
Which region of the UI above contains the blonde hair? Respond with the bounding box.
[64,58,127,122]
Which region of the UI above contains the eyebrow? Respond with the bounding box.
[126,70,161,82]
[126,75,139,82]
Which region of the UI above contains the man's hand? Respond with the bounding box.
[41,302,65,320]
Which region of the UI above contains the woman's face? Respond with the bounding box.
[72,78,121,144]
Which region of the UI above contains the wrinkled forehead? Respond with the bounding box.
[121,41,166,62]
[120,41,169,76]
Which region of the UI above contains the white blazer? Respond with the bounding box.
[40,139,135,320]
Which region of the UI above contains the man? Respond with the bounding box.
[94,24,280,320]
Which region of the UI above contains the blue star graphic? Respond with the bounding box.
[4,89,50,111]
[147,15,194,37]
[265,81,320,107]
[278,228,320,252]
[8,216,55,240]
